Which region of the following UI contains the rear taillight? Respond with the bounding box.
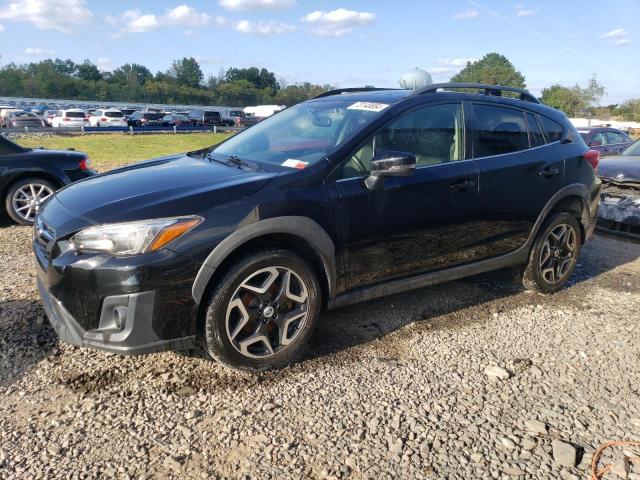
[63,117,70,121]
[101,117,107,122]
[79,157,91,170]
[584,149,600,173]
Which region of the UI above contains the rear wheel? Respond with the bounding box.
[5,177,56,225]
[517,212,581,294]
[201,249,321,372]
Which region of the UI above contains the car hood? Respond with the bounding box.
[599,155,640,183]
[49,153,276,230]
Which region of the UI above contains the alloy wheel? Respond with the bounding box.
[11,183,53,223]
[225,266,309,359]
[539,224,578,284]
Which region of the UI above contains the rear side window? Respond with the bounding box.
[539,115,563,143]
[526,113,545,148]
[474,104,528,157]
[606,131,626,144]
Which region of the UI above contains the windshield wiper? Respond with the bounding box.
[214,154,262,172]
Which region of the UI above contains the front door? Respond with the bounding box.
[330,102,481,291]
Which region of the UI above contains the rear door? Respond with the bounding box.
[331,101,481,290]
[472,103,566,258]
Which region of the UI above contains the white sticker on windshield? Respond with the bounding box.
[347,101,390,112]
[281,159,309,169]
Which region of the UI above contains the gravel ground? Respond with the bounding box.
[1,220,639,479]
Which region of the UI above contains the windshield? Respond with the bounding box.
[622,139,640,156]
[212,99,389,167]
[66,111,86,118]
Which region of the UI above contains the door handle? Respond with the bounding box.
[450,179,476,191]
[539,168,559,178]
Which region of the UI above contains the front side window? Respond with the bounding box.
[339,103,465,179]
[213,99,389,167]
[474,104,528,157]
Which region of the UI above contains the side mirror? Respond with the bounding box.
[364,150,416,190]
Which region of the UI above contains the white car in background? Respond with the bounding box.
[89,109,127,127]
[51,109,89,128]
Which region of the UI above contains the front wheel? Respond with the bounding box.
[201,249,321,372]
[517,212,581,294]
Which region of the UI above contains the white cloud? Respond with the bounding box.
[599,28,631,46]
[0,24,4,32]
[0,0,92,33]
[302,8,375,37]
[428,58,477,79]
[516,9,536,17]
[452,9,479,20]
[96,58,112,71]
[109,5,226,36]
[219,0,295,11]
[25,47,55,56]
[235,19,296,35]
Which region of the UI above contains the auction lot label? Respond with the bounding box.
[347,102,390,112]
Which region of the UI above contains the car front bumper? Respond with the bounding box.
[33,215,202,354]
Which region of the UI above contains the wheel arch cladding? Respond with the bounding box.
[191,216,336,306]
[527,184,590,247]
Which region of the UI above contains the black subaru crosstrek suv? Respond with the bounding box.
[34,83,601,372]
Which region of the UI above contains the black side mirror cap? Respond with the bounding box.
[365,150,416,190]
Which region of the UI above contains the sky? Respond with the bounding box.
[0,0,638,104]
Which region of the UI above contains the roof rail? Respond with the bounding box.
[410,83,541,104]
[313,87,397,99]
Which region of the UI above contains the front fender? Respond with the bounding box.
[191,216,336,305]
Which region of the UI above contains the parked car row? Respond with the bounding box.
[0,102,267,129]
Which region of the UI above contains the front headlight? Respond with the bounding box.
[70,216,202,256]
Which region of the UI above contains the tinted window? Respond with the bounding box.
[606,131,625,144]
[539,115,563,143]
[526,113,545,147]
[204,111,220,118]
[66,111,86,118]
[105,111,123,118]
[338,103,464,178]
[474,105,528,157]
[143,113,163,120]
[591,132,606,145]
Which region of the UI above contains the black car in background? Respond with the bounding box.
[34,83,600,372]
[127,112,164,127]
[161,114,190,126]
[577,127,633,156]
[187,109,223,126]
[5,111,45,128]
[597,139,640,238]
[0,135,96,225]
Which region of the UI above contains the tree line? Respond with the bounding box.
[0,57,331,107]
[0,53,638,120]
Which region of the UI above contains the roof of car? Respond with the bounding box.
[309,89,411,104]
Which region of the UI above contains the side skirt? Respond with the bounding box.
[327,247,529,310]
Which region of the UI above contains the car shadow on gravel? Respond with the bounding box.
[0,299,58,387]
[306,234,640,364]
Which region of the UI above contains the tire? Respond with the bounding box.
[4,177,56,225]
[517,212,581,294]
[201,248,321,372]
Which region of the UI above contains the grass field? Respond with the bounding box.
[15,132,231,171]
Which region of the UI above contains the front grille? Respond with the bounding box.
[34,216,56,267]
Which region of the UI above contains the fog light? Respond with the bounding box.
[113,306,128,330]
